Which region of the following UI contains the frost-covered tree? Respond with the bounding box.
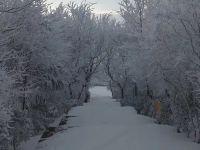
[48,3,112,105]
[0,0,71,149]
[109,0,200,142]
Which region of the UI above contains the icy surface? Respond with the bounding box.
[23,86,199,150]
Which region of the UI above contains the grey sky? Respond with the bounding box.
[47,0,121,14]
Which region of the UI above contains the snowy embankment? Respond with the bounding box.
[21,86,199,150]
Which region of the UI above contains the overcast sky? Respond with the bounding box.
[47,0,121,14]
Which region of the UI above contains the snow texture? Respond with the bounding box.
[22,86,199,150]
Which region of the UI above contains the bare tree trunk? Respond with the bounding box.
[77,84,85,104]
[109,81,114,98]
[68,83,73,99]
[22,75,27,111]
[119,86,124,99]
[135,84,138,97]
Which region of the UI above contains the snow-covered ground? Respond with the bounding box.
[22,86,199,150]
[89,86,112,97]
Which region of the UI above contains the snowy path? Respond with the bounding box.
[36,86,199,150]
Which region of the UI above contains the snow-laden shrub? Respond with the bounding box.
[0,109,12,150]
[0,70,14,150]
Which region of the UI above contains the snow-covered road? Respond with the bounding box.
[35,86,199,150]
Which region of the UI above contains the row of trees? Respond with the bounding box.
[107,0,200,143]
[0,1,113,149]
[1,0,200,148]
